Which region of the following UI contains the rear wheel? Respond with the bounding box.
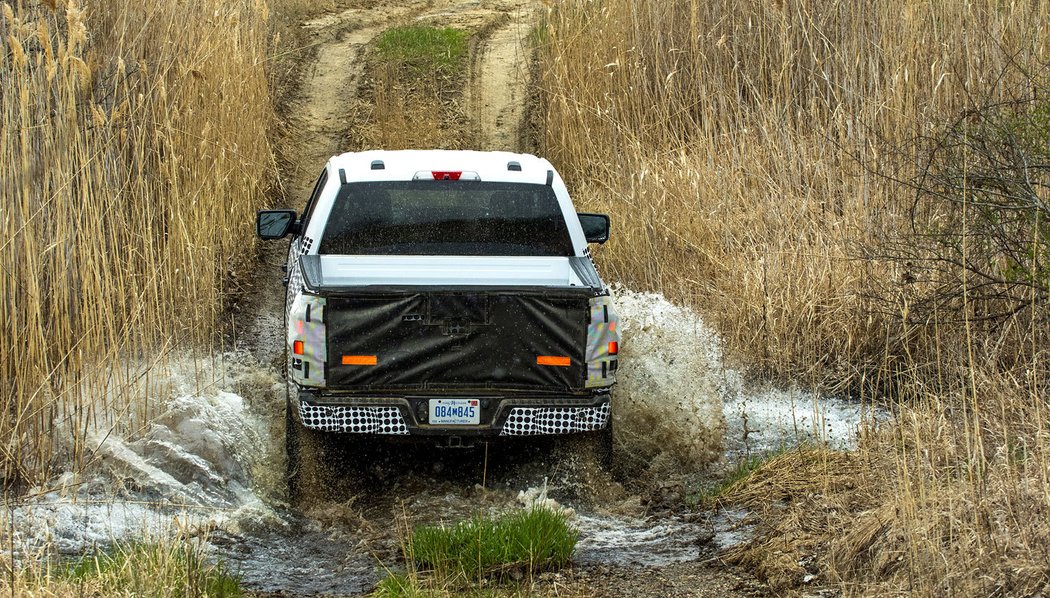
[285,388,328,504]
[595,418,614,471]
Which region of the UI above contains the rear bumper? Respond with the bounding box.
[292,389,611,437]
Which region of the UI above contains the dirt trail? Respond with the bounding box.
[291,2,433,194]
[466,0,537,150]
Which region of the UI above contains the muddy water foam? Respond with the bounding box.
[613,287,875,463]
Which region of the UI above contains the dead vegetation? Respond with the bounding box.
[539,0,1050,594]
[0,0,275,486]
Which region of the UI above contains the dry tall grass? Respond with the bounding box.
[1,0,274,486]
[539,0,1050,594]
[540,0,1049,386]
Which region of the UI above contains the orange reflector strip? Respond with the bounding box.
[342,355,378,366]
[293,340,304,355]
[537,355,571,367]
[608,341,618,355]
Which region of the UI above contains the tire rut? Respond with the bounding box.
[466,0,538,151]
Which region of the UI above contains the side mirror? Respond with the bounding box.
[257,210,298,240]
[577,212,610,244]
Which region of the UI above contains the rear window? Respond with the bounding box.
[318,181,574,256]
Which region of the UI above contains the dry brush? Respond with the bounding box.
[539,0,1050,594]
[1,0,275,486]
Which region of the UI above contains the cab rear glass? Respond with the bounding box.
[318,181,574,256]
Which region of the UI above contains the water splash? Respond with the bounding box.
[7,353,283,556]
[612,287,878,466]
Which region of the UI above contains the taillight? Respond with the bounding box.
[293,340,304,355]
[608,341,618,355]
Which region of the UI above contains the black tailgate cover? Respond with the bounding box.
[325,292,588,391]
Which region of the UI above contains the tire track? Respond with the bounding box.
[466,0,538,151]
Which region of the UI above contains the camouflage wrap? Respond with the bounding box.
[298,402,409,434]
[585,295,620,388]
[288,291,328,387]
[499,402,610,436]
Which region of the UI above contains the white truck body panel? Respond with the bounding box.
[316,255,584,287]
[275,150,620,437]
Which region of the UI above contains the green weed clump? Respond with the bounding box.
[373,507,577,596]
[409,507,577,581]
[376,26,468,76]
[0,539,243,597]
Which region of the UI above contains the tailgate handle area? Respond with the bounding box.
[427,294,490,326]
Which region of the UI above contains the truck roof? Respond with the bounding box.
[328,150,555,185]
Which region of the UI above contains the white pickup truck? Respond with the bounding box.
[257,150,620,489]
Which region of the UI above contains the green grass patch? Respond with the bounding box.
[66,541,241,597]
[409,507,577,581]
[376,26,468,76]
[373,573,429,598]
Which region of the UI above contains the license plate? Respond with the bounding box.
[429,399,480,425]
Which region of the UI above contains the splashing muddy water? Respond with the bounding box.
[5,290,882,595]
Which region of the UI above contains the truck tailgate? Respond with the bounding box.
[324,292,589,391]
